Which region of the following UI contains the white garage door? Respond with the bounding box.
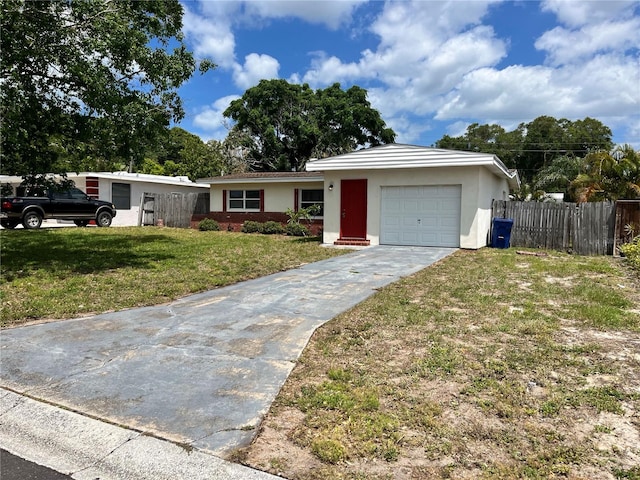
[380,185,461,247]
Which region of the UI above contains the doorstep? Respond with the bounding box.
[333,238,371,246]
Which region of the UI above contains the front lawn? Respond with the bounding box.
[0,227,347,327]
[241,248,640,480]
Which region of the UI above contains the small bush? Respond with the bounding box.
[262,221,285,235]
[619,237,640,270]
[241,221,263,233]
[198,218,220,231]
[286,223,310,237]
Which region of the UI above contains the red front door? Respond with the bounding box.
[340,179,367,239]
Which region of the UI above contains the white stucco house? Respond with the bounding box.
[1,172,209,227]
[200,144,520,249]
[195,171,325,234]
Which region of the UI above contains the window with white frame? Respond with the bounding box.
[300,189,324,216]
[228,190,260,210]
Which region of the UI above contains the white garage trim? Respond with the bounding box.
[380,185,461,247]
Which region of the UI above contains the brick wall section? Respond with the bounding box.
[191,212,323,236]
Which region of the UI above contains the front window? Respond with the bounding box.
[300,189,324,216]
[112,182,131,209]
[229,190,260,210]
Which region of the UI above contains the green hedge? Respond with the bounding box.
[240,220,310,237]
[198,218,220,231]
[262,221,286,234]
[241,221,263,233]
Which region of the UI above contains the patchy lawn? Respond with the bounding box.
[240,249,640,480]
[0,227,347,327]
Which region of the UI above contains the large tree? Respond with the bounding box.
[435,116,613,182]
[140,127,224,181]
[435,122,522,169]
[223,79,396,172]
[1,0,213,177]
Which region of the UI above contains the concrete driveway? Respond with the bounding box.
[1,246,455,478]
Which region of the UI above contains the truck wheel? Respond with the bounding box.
[23,211,43,229]
[96,211,113,227]
[74,220,89,227]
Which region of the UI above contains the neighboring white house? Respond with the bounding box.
[199,144,520,249]
[0,172,209,227]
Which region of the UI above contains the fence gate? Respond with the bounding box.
[137,192,201,228]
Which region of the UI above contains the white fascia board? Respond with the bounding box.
[202,176,324,185]
[307,154,520,187]
[85,172,209,188]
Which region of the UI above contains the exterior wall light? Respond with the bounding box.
[328,182,334,191]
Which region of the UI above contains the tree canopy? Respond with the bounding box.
[1,0,213,177]
[435,116,613,181]
[223,79,396,172]
[140,127,224,181]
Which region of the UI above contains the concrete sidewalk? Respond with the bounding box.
[0,246,455,478]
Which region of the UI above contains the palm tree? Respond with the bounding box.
[569,146,640,202]
[533,155,584,200]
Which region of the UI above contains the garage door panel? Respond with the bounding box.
[381,185,461,247]
[382,215,401,227]
[385,199,401,212]
[402,216,418,227]
[440,216,459,228]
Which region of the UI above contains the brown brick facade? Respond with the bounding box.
[191,212,323,236]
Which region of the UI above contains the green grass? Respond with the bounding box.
[243,248,640,479]
[0,227,347,326]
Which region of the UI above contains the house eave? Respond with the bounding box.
[200,175,324,185]
[306,144,521,189]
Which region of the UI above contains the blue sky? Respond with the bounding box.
[176,0,640,149]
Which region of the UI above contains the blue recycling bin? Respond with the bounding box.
[492,218,514,249]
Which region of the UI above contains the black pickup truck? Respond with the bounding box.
[0,187,117,229]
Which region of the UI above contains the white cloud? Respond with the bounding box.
[435,53,639,122]
[182,4,236,67]
[192,95,240,140]
[301,53,367,86]
[182,0,367,69]
[383,114,432,144]
[300,1,505,92]
[541,0,637,28]
[242,0,367,29]
[232,53,280,89]
[445,121,472,138]
[536,17,640,66]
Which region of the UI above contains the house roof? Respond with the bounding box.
[0,172,209,189]
[306,144,520,188]
[87,172,209,188]
[199,171,324,185]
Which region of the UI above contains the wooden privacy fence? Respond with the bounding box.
[492,200,616,255]
[138,192,209,228]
